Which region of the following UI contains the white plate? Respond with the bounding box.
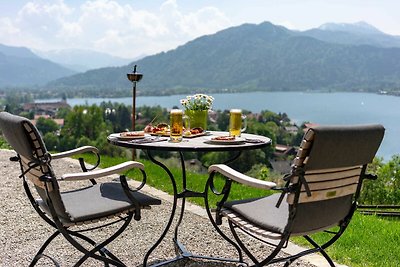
[110,132,147,140]
[183,131,208,138]
[204,136,245,144]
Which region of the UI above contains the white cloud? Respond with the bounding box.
[178,7,231,37]
[57,22,83,38]
[0,17,20,37]
[159,0,231,39]
[0,0,232,58]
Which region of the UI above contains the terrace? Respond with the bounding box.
[0,149,343,267]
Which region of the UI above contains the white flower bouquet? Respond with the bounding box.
[180,93,214,111]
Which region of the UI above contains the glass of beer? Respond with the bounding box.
[170,109,183,142]
[229,109,247,137]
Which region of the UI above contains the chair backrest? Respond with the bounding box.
[0,112,68,219]
[286,124,384,234]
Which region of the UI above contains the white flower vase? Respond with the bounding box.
[185,110,208,130]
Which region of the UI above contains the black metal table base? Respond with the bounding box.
[143,150,245,267]
[149,238,245,267]
[107,132,271,266]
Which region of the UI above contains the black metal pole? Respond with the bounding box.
[127,65,143,160]
[132,80,136,132]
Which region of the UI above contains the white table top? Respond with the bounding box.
[108,131,271,152]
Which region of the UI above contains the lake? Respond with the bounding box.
[38,92,399,159]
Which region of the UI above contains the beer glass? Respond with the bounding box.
[170,109,183,142]
[229,109,247,137]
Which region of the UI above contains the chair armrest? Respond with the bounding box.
[60,161,144,181]
[51,146,99,160]
[208,164,277,190]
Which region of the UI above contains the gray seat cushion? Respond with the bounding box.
[224,194,289,234]
[38,182,161,223]
[224,193,352,235]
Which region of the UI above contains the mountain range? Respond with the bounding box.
[0,44,136,87]
[302,21,400,48]
[0,44,77,87]
[2,21,400,94]
[46,21,400,95]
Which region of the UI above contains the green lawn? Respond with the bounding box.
[79,154,400,267]
[294,214,400,267]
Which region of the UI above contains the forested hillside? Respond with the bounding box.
[47,22,400,95]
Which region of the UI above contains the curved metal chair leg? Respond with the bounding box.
[28,216,111,266]
[71,216,132,267]
[69,231,116,264]
[29,230,60,267]
[30,253,60,267]
[283,260,291,267]
[304,235,335,267]
[229,222,260,266]
[229,221,287,267]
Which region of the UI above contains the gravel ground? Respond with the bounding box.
[0,149,318,267]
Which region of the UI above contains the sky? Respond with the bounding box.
[0,0,399,59]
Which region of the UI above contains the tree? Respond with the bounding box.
[216,110,230,131]
[360,155,400,205]
[43,132,59,151]
[56,107,71,119]
[19,111,34,119]
[77,136,93,148]
[60,105,112,150]
[201,149,267,173]
[261,110,281,124]
[116,104,131,131]
[36,117,59,135]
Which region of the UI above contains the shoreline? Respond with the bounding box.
[35,90,394,102]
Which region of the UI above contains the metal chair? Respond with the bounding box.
[206,124,384,266]
[0,111,161,267]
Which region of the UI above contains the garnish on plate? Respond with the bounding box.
[211,135,235,141]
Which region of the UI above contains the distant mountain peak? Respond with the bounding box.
[0,43,76,87]
[222,21,291,40]
[319,21,384,35]
[259,21,291,33]
[0,43,39,58]
[34,48,135,72]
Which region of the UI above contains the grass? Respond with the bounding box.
[77,153,400,267]
[294,213,400,267]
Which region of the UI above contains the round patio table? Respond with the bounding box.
[108,131,271,266]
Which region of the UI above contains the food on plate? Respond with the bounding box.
[120,131,145,137]
[144,124,154,133]
[183,127,204,137]
[151,123,170,134]
[144,115,158,133]
[190,127,203,135]
[211,135,235,141]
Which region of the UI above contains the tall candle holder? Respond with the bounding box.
[127,65,143,132]
[127,65,143,159]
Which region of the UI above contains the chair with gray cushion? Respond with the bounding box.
[0,112,161,266]
[206,124,384,266]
